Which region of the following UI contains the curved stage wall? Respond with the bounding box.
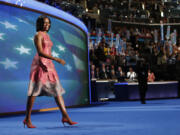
[0,0,89,114]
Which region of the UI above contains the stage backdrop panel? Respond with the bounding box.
[0,0,89,114]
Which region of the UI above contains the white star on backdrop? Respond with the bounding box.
[0,58,18,69]
[65,64,72,72]
[57,45,65,52]
[15,45,31,55]
[28,37,34,43]
[0,33,5,40]
[16,17,28,24]
[28,37,34,41]
[0,21,17,30]
[52,51,59,57]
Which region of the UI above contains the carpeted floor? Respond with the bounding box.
[1,99,180,135]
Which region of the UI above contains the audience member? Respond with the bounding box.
[95,67,100,80]
[110,70,117,80]
[148,69,155,82]
[116,66,125,82]
[100,63,108,79]
[127,67,136,82]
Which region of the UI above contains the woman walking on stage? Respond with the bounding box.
[23,15,77,128]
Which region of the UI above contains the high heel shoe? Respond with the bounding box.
[61,118,78,126]
[23,120,36,128]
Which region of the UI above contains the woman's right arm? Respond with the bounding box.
[34,33,65,65]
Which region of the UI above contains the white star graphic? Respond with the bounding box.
[0,58,18,69]
[0,21,17,30]
[16,17,28,24]
[0,33,5,40]
[52,51,59,57]
[57,45,65,52]
[65,64,72,72]
[28,37,34,42]
[15,45,31,55]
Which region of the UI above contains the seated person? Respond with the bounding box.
[148,69,155,82]
[116,66,125,82]
[90,64,96,80]
[110,70,117,80]
[95,67,100,80]
[91,64,95,71]
[127,67,137,81]
[106,65,111,79]
[100,63,109,79]
[90,70,96,80]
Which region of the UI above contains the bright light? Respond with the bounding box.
[161,11,164,17]
[98,9,100,15]
[142,3,145,10]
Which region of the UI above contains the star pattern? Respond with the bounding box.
[52,50,59,57]
[0,21,17,30]
[57,45,65,52]
[16,17,27,24]
[0,58,18,69]
[65,64,72,72]
[0,0,89,112]
[0,6,87,75]
[15,45,31,55]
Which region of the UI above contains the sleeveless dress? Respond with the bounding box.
[28,31,65,97]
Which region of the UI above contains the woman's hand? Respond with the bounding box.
[55,58,66,66]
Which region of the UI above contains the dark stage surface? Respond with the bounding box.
[1,99,180,135]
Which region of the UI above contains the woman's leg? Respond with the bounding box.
[54,96,72,122]
[24,96,36,124]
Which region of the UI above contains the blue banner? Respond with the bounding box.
[160,23,164,41]
[115,34,120,49]
[154,29,158,43]
[166,26,170,40]
[110,32,114,47]
[172,29,177,45]
[108,19,112,33]
[96,28,102,44]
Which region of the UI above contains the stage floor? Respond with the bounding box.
[1,99,180,135]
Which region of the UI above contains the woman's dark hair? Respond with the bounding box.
[36,15,51,32]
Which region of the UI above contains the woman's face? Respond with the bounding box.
[43,18,50,32]
[118,67,122,71]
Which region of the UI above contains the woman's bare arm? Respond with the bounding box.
[34,32,65,65]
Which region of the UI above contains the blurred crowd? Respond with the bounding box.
[86,0,180,24]
[89,26,180,82]
[36,0,180,29]
[36,0,85,18]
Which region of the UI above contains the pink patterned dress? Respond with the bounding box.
[28,31,65,97]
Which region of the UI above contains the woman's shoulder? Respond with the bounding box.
[34,32,45,41]
[36,31,45,36]
[35,31,45,37]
